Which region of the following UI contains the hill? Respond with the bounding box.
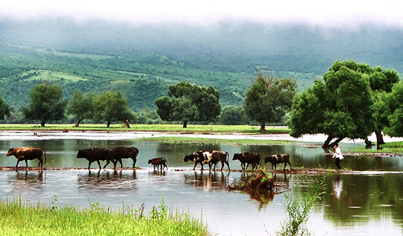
[1,18,403,112]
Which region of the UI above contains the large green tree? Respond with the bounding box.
[244,73,296,131]
[0,96,10,120]
[22,83,68,127]
[93,91,135,128]
[220,105,244,125]
[155,81,221,128]
[384,82,403,137]
[288,60,398,150]
[66,90,95,127]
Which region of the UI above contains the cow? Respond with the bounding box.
[232,152,261,171]
[76,148,118,170]
[183,152,208,170]
[6,147,47,170]
[148,157,168,170]
[208,150,231,171]
[113,147,139,168]
[264,154,292,170]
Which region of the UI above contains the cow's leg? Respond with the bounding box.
[288,161,292,169]
[16,159,20,169]
[112,160,117,170]
[98,160,104,170]
[225,161,230,171]
[38,157,43,169]
[103,160,110,169]
[118,158,123,168]
[192,162,197,170]
[25,160,29,169]
[132,158,137,168]
[88,161,92,170]
[283,162,287,170]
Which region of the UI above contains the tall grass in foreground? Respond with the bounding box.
[0,198,209,236]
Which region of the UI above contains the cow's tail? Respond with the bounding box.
[42,148,47,164]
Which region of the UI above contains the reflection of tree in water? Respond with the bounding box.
[77,170,137,191]
[8,171,44,193]
[228,170,291,209]
[183,171,228,191]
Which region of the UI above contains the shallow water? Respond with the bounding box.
[0,137,403,235]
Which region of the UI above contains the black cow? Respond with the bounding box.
[232,152,261,171]
[76,148,117,170]
[148,157,168,170]
[6,147,47,170]
[183,152,208,170]
[113,147,139,168]
[264,154,292,170]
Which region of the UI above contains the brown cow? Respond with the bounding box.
[6,147,47,170]
[183,152,207,170]
[264,154,292,170]
[232,152,261,171]
[148,157,168,170]
[113,147,139,168]
[76,148,117,170]
[209,150,230,171]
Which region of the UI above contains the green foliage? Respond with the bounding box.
[66,90,95,126]
[0,96,10,120]
[93,91,135,127]
[384,82,403,137]
[22,83,68,126]
[156,81,221,127]
[288,60,400,146]
[244,73,296,131]
[275,176,327,236]
[220,105,245,125]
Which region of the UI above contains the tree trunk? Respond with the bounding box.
[322,135,334,151]
[75,119,82,127]
[183,120,188,128]
[259,122,266,132]
[364,137,372,149]
[375,130,385,150]
[41,120,46,127]
[107,121,111,128]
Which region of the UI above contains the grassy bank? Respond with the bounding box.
[0,198,209,236]
[0,124,289,134]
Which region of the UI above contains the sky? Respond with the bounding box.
[1,0,403,28]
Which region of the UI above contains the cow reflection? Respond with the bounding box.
[184,171,228,191]
[8,171,44,192]
[77,170,137,191]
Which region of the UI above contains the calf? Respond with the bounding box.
[183,152,208,170]
[6,147,47,170]
[232,152,261,171]
[148,157,168,170]
[76,148,118,170]
[264,154,292,170]
[113,147,139,168]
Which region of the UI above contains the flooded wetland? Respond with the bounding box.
[0,131,403,235]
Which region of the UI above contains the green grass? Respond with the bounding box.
[0,197,209,236]
[140,136,295,145]
[0,123,290,134]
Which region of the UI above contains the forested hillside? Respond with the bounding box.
[0,41,317,112]
[1,18,403,114]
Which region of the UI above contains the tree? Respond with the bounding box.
[288,60,398,150]
[244,71,296,131]
[22,83,68,127]
[384,82,403,137]
[0,96,10,120]
[220,105,244,125]
[66,90,95,127]
[155,81,221,128]
[93,91,135,128]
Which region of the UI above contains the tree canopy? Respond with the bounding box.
[93,91,135,127]
[288,60,400,149]
[0,96,10,120]
[66,90,95,127]
[22,83,68,126]
[155,81,221,128]
[244,72,296,131]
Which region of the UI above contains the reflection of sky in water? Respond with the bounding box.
[0,170,402,236]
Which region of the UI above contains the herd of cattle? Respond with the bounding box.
[5,147,292,171]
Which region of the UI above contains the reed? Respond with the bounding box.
[0,197,209,236]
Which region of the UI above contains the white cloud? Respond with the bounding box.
[1,0,403,27]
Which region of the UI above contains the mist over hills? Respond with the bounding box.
[1,18,403,113]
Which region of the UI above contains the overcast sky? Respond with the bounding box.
[1,0,403,28]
